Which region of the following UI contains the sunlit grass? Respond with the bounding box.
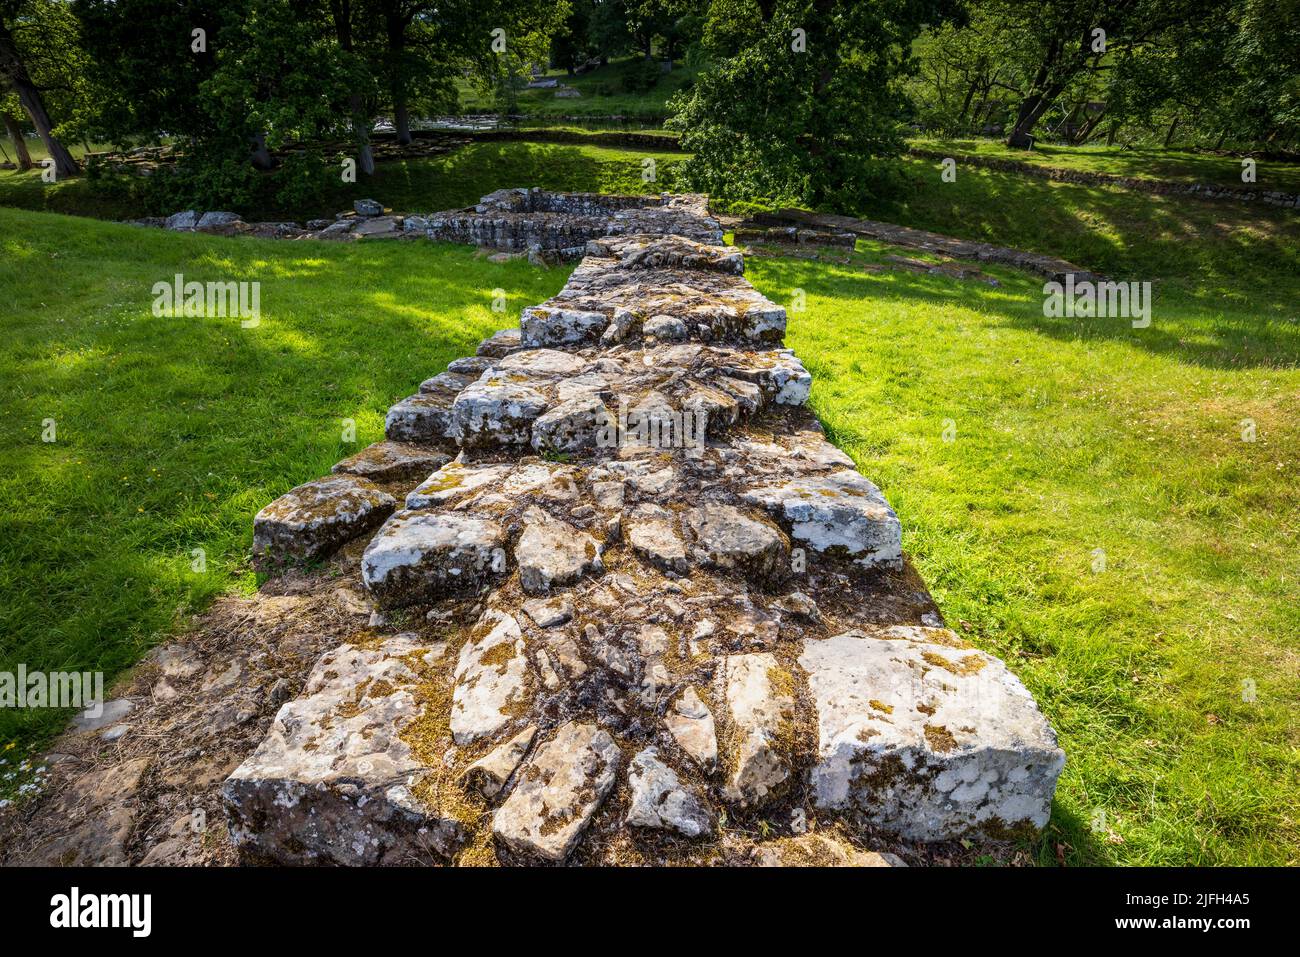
[743,239,1299,865]
[910,137,1300,194]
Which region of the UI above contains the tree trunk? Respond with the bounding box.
[2,109,32,169]
[1106,120,1119,146]
[1163,115,1180,149]
[1007,93,1051,149]
[330,2,374,175]
[384,6,412,145]
[0,18,77,177]
[956,79,977,127]
[394,98,410,145]
[352,93,375,174]
[1006,31,1074,150]
[250,131,274,170]
[1073,106,1107,144]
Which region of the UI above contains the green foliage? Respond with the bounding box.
[669,0,948,209]
[908,0,1300,150]
[3,0,94,143]
[1106,0,1300,149]
[619,56,660,93]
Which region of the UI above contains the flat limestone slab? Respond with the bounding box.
[798,627,1065,841]
[723,653,796,807]
[332,441,452,482]
[450,610,532,745]
[493,722,621,862]
[741,469,902,569]
[222,636,465,864]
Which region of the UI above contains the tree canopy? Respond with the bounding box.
[1,0,1295,209]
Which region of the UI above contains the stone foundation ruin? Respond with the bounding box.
[227,191,1064,865]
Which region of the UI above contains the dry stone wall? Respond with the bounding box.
[227,191,1064,865]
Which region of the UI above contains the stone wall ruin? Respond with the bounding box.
[226,191,1065,865]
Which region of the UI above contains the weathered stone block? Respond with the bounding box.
[493,722,621,862]
[798,627,1065,841]
[723,653,797,807]
[451,610,531,745]
[361,510,507,605]
[385,392,459,443]
[741,470,902,568]
[450,374,550,449]
[223,635,465,864]
[332,441,452,482]
[253,474,395,564]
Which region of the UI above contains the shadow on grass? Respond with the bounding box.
[868,159,1300,308]
[751,250,1300,371]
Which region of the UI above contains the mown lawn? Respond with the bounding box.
[3,145,1298,864]
[909,136,1300,194]
[741,239,1299,866]
[874,156,1300,323]
[0,208,567,755]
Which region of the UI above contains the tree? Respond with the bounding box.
[0,0,78,176]
[553,0,597,74]
[1105,0,1300,151]
[669,0,955,208]
[2,96,32,168]
[906,8,1030,136]
[588,0,634,63]
[75,0,235,146]
[364,0,565,144]
[983,0,1209,149]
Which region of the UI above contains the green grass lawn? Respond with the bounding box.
[456,56,696,119]
[742,239,1299,866]
[872,157,1300,323]
[910,137,1300,194]
[3,140,1298,863]
[0,209,568,756]
[0,140,687,222]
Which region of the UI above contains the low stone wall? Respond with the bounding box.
[752,208,1104,283]
[908,147,1300,210]
[136,190,724,261]
[221,194,1065,865]
[421,188,723,257]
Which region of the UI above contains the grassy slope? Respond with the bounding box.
[0,209,567,752]
[0,140,687,222]
[910,137,1300,194]
[456,56,696,118]
[876,157,1300,322]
